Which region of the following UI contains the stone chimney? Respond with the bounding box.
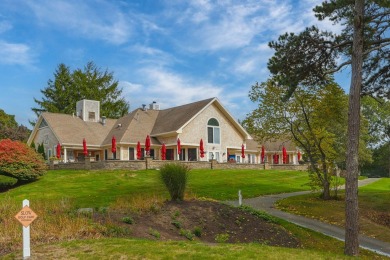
[76,99,100,122]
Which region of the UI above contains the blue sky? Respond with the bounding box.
[0,0,347,127]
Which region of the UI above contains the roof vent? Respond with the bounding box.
[149,101,160,110]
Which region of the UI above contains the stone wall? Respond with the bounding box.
[50,158,308,171]
[270,164,308,171]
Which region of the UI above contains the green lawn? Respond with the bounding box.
[0,238,358,260]
[2,169,310,208]
[1,169,386,259]
[277,178,390,243]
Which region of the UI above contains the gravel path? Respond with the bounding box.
[226,178,390,257]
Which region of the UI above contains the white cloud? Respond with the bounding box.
[26,0,132,44]
[120,67,225,110]
[0,41,34,65]
[120,81,143,94]
[0,20,12,33]
[125,44,180,68]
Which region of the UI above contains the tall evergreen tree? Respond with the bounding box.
[32,61,130,120]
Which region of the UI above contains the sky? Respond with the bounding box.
[0,0,348,128]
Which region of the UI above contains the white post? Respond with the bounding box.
[22,199,30,259]
[64,148,67,163]
[238,190,242,206]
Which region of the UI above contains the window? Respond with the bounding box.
[88,112,95,121]
[166,149,174,160]
[207,118,220,144]
[188,148,197,161]
[129,147,134,160]
[39,119,48,129]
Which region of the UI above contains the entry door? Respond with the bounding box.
[209,151,220,162]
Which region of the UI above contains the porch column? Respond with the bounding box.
[64,148,67,163]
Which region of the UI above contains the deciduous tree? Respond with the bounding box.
[0,109,30,142]
[260,0,389,255]
[244,81,356,199]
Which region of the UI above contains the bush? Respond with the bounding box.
[122,216,134,224]
[0,139,47,183]
[215,233,230,243]
[160,163,189,201]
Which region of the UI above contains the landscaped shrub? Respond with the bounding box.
[179,229,194,241]
[160,163,189,201]
[122,216,134,224]
[0,139,47,184]
[215,233,230,243]
[193,226,202,237]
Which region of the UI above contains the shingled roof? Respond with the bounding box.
[102,108,160,146]
[40,112,116,146]
[32,97,250,148]
[151,98,214,135]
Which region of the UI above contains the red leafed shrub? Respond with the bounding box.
[0,139,47,182]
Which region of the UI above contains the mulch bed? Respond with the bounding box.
[93,199,301,248]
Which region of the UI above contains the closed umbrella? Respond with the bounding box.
[56,143,61,159]
[241,144,245,159]
[298,150,301,161]
[111,136,116,153]
[145,135,151,155]
[136,141,141,160]
[161,143,166,160]
[177,138,181,154]
[200,139,204,158]
[261,145,265,163]
[282,146,287,164]
[83,138,88,156]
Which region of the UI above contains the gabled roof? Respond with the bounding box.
[102,108,160,146]
[261,139,297,152]
[33,112,116,146]
[151,98,214,135]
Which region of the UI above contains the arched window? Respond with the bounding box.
[207,118,220,144]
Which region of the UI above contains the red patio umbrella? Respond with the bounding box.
[297,150,301,161]
[111,136,116,153]
[241,144,245,159]
[200,139,205,158]
[56,143,61,159]
[145,135,151,155]
[136,141,141,160]
[161,143,166,160]
[83,138,88,156]
[261,145,265,163]
[177,138,181,154]
[282,146,287,164]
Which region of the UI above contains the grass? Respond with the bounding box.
[188,169,310,200]
[1,169,386,259]
[277,178,390,243]
[1,169,310,208]
[3,231,384,259]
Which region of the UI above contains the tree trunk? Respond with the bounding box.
[345,0,364,256]
[322,179,331,200]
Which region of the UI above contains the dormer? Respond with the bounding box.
[76,99,100,122]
